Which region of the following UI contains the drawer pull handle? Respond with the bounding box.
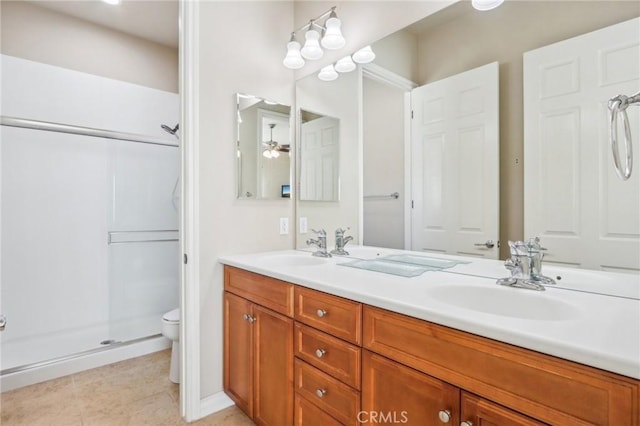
[315,388,327,398]
[315,349,326,358]
[460,422,473,426]
[316,309,327,318]
[438,410,451,423]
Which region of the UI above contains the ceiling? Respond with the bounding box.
[27,0,179,48]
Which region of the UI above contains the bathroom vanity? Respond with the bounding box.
[220,250,640,425]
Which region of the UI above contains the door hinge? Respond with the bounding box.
[184,253,188,264]
[411,110,414,119]
[411,200,414,208]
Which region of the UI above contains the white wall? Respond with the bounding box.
[0,1,178,93]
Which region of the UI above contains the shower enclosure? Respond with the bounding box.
[0,55,180,389]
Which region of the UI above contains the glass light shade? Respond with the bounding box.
[263,149,272,159]
[352,46,376,64]
[283,41,305,69]
[335,56,356,73]
[301,29,324,60]
[472,0,504,11]
[321,17,345,50]
[318,65,338,81]
[271,149,280,158]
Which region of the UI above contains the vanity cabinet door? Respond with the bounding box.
[224,292,254,417]
[362,350,460,426]
[254,304,294,426]
[460,393,548,426]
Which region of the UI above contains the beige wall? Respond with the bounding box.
[0,1,178,93]
[196,0,296,399]
[416,1,640,258]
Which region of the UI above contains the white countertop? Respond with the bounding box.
[219,248,640,379]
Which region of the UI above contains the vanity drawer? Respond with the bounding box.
[295,359,360,426]
[295,287,362,345]
[363,305,639,425]
[294,395,343,426]
[224,266,293,316]
[294,323,361,389]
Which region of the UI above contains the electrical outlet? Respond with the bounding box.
[299,217,308,234]
[279,217,289,235]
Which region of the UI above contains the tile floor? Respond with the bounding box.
[0,349,254,425]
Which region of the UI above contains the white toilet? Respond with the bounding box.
[162,308,180,383]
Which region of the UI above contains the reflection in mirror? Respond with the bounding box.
[296,0,640,275]
[296,70,360,248]
[299,109,340,201]
[236,93,291,199]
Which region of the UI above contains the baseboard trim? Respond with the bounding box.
[199,391,235,419]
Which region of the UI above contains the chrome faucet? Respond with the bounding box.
[331,227,353,255]
[497,237,556,291]
[306,229,331,258]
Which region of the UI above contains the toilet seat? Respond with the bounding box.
[163,308,180,323]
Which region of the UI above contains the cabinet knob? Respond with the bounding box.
[242,314,250,321]
[438,410,452,423]
[315,348,326,358]
[316,309,327,318]
[315,388,327,398]
[248,315,256,323]
[460,421,473,426]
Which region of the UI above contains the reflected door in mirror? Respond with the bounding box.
[299,115,340,201]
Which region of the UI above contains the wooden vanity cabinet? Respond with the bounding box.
[460,392,547,426]
[224,267,294,426]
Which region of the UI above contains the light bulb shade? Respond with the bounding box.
[263,149,272,159]
[472,0,504,11]
[301,29,324,60]
[283,40,305,69]
[321,17,345,50]
[352,45,376,64]
[335,56,356,73]
[318,64,338,81]
[271,149,280,158]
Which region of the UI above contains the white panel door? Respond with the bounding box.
[299,116,340,201]
[524,17,640,272]
[411,62,499,258]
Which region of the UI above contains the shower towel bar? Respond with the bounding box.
[108,230,179,245]
[364,192,400,200]
[1,116,179,148]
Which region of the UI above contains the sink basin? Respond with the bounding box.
[428,285,581,321]
[257,254,330,267]
[339,246,400,259]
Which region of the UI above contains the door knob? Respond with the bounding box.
[0,315,6,331]
[474,240,495,249]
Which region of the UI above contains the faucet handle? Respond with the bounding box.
[335,227,350,236]
[311,229,326,237]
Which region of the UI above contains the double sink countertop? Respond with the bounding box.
[219,246,640,379]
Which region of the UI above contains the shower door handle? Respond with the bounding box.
[0,315,6,331]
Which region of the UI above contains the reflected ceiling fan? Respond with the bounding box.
[262,123,290,158]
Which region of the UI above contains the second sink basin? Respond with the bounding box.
[428,285,581,321]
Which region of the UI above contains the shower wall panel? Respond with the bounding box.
[0,54,179,371]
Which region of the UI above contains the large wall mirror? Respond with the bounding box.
[236,93,291,200]
[294,0,640,273]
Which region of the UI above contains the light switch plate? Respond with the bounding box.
[279,217,289,235]
[299,217,308,234]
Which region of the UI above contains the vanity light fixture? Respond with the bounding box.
[283,6,346,69]
[318,64,339,81]
[334,56,356,73]
[352,45,376,64]
[472,0,505,11]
